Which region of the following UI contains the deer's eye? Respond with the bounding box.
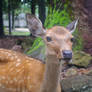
[46,36,52,42]
[71,38,75,42]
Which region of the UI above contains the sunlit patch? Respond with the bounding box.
[17,59,21,62]
[14,55,18,59]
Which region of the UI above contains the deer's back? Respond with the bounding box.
[0,49,45,92]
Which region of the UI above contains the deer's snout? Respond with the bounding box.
[62,50,72,60]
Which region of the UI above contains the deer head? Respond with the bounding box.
[26,13,78,62]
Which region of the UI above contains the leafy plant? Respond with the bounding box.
[26,37,45,55]
[44,6,71,28]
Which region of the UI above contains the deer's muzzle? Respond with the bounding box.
[62,50,72,61]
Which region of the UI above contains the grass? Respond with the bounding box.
[4,30,30,36]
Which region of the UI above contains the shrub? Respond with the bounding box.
[44,7,71,28]
[26,37,44,55]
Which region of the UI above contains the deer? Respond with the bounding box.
[0,14,78,92]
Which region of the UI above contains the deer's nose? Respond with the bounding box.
[63,50,72,60]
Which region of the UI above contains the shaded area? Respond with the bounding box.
[61,75,92,92]
[83,0,92,55]
[84,0,92,31]
[60,51,92,92]
[0,36,34,51]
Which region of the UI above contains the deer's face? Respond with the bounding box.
[26,13,78,62]
[44,26,74,61]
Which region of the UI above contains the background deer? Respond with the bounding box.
[0,14,78,92]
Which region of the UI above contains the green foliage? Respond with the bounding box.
[26,37,45,55]
[22,38,34,52]
[4,30,30,36]
[15,4,31,15]
[73,29,83,51]
[44,6,71,28]
[72,51,92,67]
[3,0,21,13]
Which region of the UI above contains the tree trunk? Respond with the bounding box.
[84,0,92,32]
[12,10,15,30]
[71,0,89,32]
[0,0,4,36]
[71,0,92,55]
[8,0,12,35]
[38,0,46,25]
[47,0,54,9]
[31,0,36,15]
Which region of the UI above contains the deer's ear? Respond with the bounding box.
[26,13,45,37]
[66,18,79,33]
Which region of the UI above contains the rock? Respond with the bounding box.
[70,51,92,67]
[60,51,92,92]
[65,68,78,77]
[61,74,92,92]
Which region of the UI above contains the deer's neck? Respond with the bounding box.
[40,55,61,92]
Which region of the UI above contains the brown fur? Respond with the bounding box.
[40,55,61,92]
[45,26,73,59]
[0,49,45,92]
